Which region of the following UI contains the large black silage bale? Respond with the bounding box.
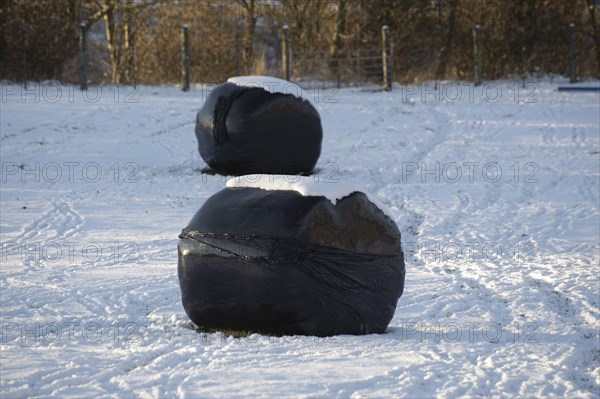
[177,182,405,336]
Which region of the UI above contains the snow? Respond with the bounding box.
[225,174,393,217]
[1,79,599,398]
[226,75,313,103]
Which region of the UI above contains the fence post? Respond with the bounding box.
[473,24,482,86]
[182,25,190,92]
[132,37,138,89]
[390,36,395,88]
[282,24,290,81]
[382,25,391,91]
[79,22,88,91]
[568,23,577,84]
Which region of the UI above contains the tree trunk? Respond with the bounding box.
[329,0,347,78]
[104,4,121,84]
[586,0,600,78]
[123,0,135,83]
[241,0,256,75]
[435,0,457,81]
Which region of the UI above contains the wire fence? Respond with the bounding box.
[290,48,388,87]
[283,26,393,91]
[74,22,582,92]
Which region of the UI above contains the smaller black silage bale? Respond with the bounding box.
[195,76,323,176]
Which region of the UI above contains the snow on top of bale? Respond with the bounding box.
[227,76,313,104]
[226,174,393,218]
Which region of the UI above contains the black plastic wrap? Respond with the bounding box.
[195,83,323,176]
[177,187,406,336]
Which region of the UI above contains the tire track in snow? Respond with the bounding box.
[0,200,88,319]
[393,105,457,241]
[15,201,81,235]
[0,122,55,142]
[149,121,195,160]
[454,90,600,396]
[578,175,599,206]
[2,201,83,289]
[415,99,517,327]
[525,276,600,394]
[9,200,84,251]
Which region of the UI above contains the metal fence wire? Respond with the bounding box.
[290,48,393,87]
[281,25,393,91]
[290,47,393,88]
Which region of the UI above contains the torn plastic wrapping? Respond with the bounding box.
[195,83,323,176]
[177,187,406,336]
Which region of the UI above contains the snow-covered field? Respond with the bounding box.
[1,78,599,398]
